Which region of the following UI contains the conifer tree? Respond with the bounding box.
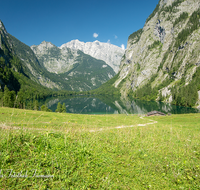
[62,103,66,113]
[55,102,62,113]
[3,85,16,107]
[34,100,39,111]
[41,104,52,112]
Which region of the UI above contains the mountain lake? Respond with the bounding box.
[38,95,199,115]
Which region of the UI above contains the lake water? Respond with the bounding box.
[41,96,199,114]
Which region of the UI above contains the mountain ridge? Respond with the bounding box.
[60,39,125,73]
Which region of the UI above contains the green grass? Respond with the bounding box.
[0,107,200,189]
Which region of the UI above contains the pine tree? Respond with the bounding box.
[62,103,66,113]
[34,100,39,111]
[3,85,16,107]
[55,102,62,113]
[41,104,52,112]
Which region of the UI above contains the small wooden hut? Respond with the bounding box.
[146,111,166,116]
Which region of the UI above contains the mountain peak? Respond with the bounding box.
[60,39,125,73]
[39,41,55,48]
[30,41,56,55]
[0,20,4,28]
[0,20,7,34]
[41,41,54,46]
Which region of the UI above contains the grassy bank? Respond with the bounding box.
[0,107,199,189]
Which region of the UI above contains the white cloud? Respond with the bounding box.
[121,44,125,50]
[114,35,118,39]
[107,39,111,44]
[93,33,99,38]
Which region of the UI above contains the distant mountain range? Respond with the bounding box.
[0,19,124,92]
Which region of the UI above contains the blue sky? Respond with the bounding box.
[1,0,159,49]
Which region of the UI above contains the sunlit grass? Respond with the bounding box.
[0,107,150,131]
[0,107,200,189]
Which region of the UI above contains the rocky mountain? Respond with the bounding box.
[0,20,72,91]
[31,41,78,74]
[0,20,116,92]
[31,41,115,91]
[113,0,200,107]
[60,39,125,73]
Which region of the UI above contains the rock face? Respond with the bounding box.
[31,41,80,74]
[31,41,116,91]
[154,19,166,44]
[60,40,125,73]
[114,0,200,104]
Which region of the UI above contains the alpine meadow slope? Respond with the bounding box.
[113,0,200,108]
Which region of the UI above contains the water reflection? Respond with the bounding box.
[42,96,199,114]
[47,96,117,114]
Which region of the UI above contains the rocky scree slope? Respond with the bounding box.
[60,39,125,73]
[31,41,115,91]
[114,0,200,107]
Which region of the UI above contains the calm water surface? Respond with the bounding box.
[42,96,199,114]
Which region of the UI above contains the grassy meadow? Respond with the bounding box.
[0,107,199,189]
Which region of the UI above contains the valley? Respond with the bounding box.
[1,0,200,109]
[0,0,200,189]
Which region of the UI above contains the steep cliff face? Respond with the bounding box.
[60,40,125,73]
[115,0,200,106]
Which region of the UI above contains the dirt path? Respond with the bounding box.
[0,117,158,133]
[89,117,157,132]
